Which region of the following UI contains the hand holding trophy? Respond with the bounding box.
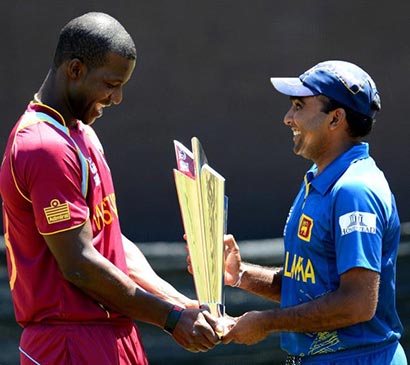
[173,137,233,337]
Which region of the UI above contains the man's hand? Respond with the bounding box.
[223,234,243,287]
[222,311,270,345]
[185,234,243,287]
[172,309,221,352]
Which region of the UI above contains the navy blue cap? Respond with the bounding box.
[270,60,381,118]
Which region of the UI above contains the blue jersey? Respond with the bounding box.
[281,143,403,357]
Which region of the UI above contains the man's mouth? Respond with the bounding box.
[95,103,106,118]
[292,129,301,141]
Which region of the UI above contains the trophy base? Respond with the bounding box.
[215,315,236,338]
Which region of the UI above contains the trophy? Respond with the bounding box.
[173,137,228,332]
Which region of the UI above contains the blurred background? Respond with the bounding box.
[0,0,409,364]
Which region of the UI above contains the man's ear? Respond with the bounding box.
[329,108,346,129]
[66,58,86,80]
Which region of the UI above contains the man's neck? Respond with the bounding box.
[35,70,77,127]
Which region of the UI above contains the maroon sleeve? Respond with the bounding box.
[12,123,89,234]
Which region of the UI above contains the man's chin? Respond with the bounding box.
[87,119,97,126]
[83,115,99,126]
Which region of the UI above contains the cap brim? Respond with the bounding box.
[270,77,318,97]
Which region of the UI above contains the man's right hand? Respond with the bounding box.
[185,233,243,288]
[172,309,220,352]
[222,234,243,287]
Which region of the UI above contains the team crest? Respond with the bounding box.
[44,199,70,224]
[298,214,314,242]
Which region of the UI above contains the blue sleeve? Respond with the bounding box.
[333,180,385,275]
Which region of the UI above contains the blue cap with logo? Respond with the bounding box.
[270,60,381,119]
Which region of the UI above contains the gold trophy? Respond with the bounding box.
[173,137,228,333]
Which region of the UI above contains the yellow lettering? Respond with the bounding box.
[283,250,316,284]
[102,199,113,226]
[93,203,103,230]
[92,193,118,231]
[106,193,118,218]
[290,254,297,279]
[305,258,316,284]
[294,256,305,282]
[284,251,292,278]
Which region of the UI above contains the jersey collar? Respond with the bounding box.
[307,143,370,195]
[27,102,74,128]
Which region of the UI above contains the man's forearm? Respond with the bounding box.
[238,262,282,302]
[123,236,197,308]
[252,267,379,334]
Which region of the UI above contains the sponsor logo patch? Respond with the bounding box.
[44,199,70,224]
[339,211,376,236]
[298,214,313,242]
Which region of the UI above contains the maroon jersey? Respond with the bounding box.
[0,102,130,325]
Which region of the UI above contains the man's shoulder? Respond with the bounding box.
[14,120,68,154]
[333,157,392,205]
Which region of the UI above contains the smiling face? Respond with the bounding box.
[283,95,335,166]
[66,52,136,126]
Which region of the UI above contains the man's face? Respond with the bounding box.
[282,96,333,163]
[67,52,136,125]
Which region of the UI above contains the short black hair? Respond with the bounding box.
[319,95,377,138]
[53,12,136,69]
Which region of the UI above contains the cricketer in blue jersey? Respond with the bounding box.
[220,60,407,364]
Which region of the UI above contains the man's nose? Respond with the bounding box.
[110,87,123,105]
[283,108,293,126]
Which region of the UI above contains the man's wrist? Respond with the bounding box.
[163,305,184,335]
[231,264,246,288]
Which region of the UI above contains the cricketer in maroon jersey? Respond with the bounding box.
[0,12,219,365]
[1,101,130,325]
